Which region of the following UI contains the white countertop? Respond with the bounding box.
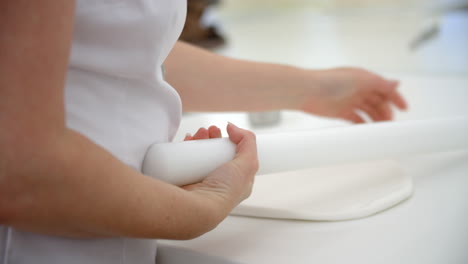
[159,151,468,264]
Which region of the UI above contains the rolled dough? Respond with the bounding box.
[231,160,412,221]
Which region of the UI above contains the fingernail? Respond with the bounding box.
[227,122,238,128]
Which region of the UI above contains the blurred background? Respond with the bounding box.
[177,0,468,139]
[182,0,467,74]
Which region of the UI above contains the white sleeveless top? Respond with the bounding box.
[0,0,186,263]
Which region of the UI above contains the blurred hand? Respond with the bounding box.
[300,67,408,123]
[183,123,258,217]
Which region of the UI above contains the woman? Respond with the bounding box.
[0,1,406,263]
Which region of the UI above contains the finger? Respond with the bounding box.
[378,79,399,92]
[377,103,393,121]
[358,104,381,122]
[226,122,243,144]
[227,123,257,158]
[183,133,193,141]
[390,90,408,110]
[208,125,222,138]
[365,93,385,106]
[227,123,259,176]
[378,80,407,110]
[192,127,209,140]
[342,111,366,124]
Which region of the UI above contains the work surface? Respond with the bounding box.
[158,2,468,262]
[158,152,468,264]
[157,74,468,263]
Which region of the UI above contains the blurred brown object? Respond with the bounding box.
[180,0,226,49]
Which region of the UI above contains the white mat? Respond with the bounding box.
[231,160,412,221]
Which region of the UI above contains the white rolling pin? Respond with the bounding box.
[143,117,468,186]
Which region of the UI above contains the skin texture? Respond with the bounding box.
[183,123,258,211]
[0,1,406,240]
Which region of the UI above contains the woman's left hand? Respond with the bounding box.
[297,67,408,123]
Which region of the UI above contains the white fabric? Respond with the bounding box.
[0,0,186,264]
[231,160,413,221]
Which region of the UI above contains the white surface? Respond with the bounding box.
[158,3,468,263]
[232,160,412,221]
[145,117,468,186]
[160,151,468,264]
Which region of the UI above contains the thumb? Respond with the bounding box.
[226,122,244,144]
[226,122,258,165]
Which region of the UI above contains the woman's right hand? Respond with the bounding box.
[182,122,259,221]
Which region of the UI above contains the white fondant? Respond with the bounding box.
[231,160,412,221]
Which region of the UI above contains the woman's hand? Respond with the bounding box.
[183,125,223,141]
[166,43,408,121]
[182,123,259,220]
[298,67,408,123]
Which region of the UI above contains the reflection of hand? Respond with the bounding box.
[183,123,258,221]
[300,67,408,123]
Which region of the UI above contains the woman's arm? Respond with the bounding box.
[0,0,257,240]
[165,41,306,112]
[165,41,407,123]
